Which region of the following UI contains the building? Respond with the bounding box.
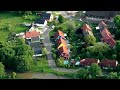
[81,23,93,36]
[41,12,53,22]
[99,21,116,47]
[54,30,70,59]
[58,46,70,59]
[34,19,47,28]
[30,42,42,57]
[98,21,107,30]
[98,59,118,69]
[54,30,65,39]
[80,58,100,67]
[84,11,120,19]
[56,38,67,48]
[25,31,40,40]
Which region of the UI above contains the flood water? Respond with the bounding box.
[6,69,69,79]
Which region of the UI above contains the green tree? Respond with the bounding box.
[15,55,32,72]
[88,63,103,79]
[11,72,16,79]
[57,57,64,67]
[76,68,89,79]
[15,37,25,45]
[84,35,96,45]
[0,62,6,79]
[86,51,91,58]
[42,47,48,56]
[58,15,65,23]
[107,72,119,79]
[114,15,120,28]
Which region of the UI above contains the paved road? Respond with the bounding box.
[42,24,79,73]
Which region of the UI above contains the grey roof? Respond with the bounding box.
[85,11,120,17]
[41,12,51,20]
[31,36,40,42]
[34,48,42,54]
[35,19,46,24]
[30,42,42,55]
[30,42,41,49]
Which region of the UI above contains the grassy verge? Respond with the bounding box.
[31,56,75,78]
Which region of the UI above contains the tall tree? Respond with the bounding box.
[88,63,103,79]
[58,15,65,23]
[114,15,120,28]
[84,35,96,45]
[0,62,6,79]
[76,68,89,79]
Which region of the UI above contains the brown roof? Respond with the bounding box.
[54,30,64,39]
[101,28,116,47]
[81,24,92,31]
[98,21,107,29]
[80,58,99,66]
[25,31,40,38]
[56,38,67,48]
[58,46,70,59]
[99,59,118,67]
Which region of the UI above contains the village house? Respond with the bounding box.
[58,46,70,59]
[41,12,53,22]
[54,30,70,59]
[81,23,93,36]
[98,21,116,47]
[80,58,100,67]
[34,19,47,28]
[54,30,65,40]
[30,42,42,57]
[98,59,118,69]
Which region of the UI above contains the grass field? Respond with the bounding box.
[0,12,39,41]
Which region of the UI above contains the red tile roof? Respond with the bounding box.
[81,24,92,31]
[58,46,70,59]
[98,21,107,29]
[56,38,67,48]
[54,30,64,39]
[80,58,100,66]
[101,28,116,47]
[99,59,118,68]
[25,31,40,38]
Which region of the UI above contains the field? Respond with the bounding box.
[0,12,39,41]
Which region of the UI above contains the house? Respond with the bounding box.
[58,46,70,59]
[31,36,40,42]
[80,58,100,67]
[54,30,65,39]
[81,23,93,36]
[100,28,116,47]
[98,59,118,69]
[56,38,67,48]
[41,12,53,22]
[30,42,42,57]
[25,31,40,40]
[98,21,107,30]
[34,19,47,28]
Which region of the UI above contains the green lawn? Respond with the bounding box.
[0,12,39,41]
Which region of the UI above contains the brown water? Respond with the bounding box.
[6,69,69,79]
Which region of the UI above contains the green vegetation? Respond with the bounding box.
[0,12,39,41]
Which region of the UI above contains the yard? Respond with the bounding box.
[0,12,39,41]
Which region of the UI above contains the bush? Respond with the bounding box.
[52,53,57,60]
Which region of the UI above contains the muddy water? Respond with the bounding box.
[6,69,69,79]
